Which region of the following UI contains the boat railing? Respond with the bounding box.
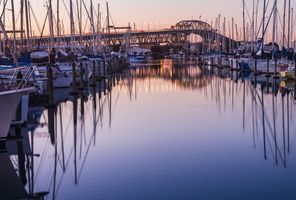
[1,65,36,90]
[15,66,36,90]
[5,66,29,86]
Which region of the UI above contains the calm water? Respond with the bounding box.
[5,60,296,200]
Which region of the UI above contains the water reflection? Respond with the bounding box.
[2,59,296,199]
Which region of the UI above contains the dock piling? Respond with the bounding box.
[254,56,258,75]
[266,58,271,77]
[274,57,279,79]
[90,60,97,87]
[70,61,78,95]
[46,64,54,106]
[79,62,84,90]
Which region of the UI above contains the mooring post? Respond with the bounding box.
[211,57,214,66]
[103,79,107,95]
[46,64,54,106]
[98,61,101,80]
[230,59,234,71]
[98,80,102,99]
[231,69,234,80]
[108,76,111,92]
[90,60,97,87]
[294,82,296,101]
[113,74,116,86]
[266,58,270,77]
[254,56,258,75]
[294,58,296,81]
[103,61,106,78]
[79,62,84,90]
[70,61,78,95]
[266,76,270,94]
[274,57,279,79]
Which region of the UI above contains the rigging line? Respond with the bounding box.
[78,132,95,180]
[61,0,70,18]
[244,0,254,25]
[81,0,95,32]
[56,110,74,167]
[83,17,89,34]
[63,110,74,136]
[0,0,8,20]
[232,81,244,104]
[37,8,49,49]
[33,136,53,183]
[51,10,60,37]
[100,95,106,126]
[53,137,76,197]
[96,93,109,125]
[277,10,290,47]
[28,3,42,35]
[258,1,275,46]
[254,0,272,40]
[7,10,20,40]
[114,76,125,106]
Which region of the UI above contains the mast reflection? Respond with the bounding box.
[3,59,296,199]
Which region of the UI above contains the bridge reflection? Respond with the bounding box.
[128,59,214,92]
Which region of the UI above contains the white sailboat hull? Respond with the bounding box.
[0,87,35,138]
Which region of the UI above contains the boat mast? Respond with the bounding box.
[228,21,232,53]
[0,11,18,65]
[97,3,101,52]
[57,0,60,47]
[90,0,95,54]
[287,0,291,48]
[243,0,246,43]
[283,0,287,48]
[292,8,294,48]
[272,0,277,59]
[252,0,255,51]
[11,0,17,55]
[223,17,226,52]
[2,0,6,53]
[106,2,110,37]
[28,1,33,39]
[69,0,75,52]
[255,0,259,44]
[218,14,221,51]
[232,17,234,44]
[76,0,82,44]
[236,24,239,41]
[20,0,24,52]
[48,0,54,51]
[24,0,30,52]
[261,0,266,53]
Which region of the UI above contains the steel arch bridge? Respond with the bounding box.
[8,20,237,51]
[174,20,215,33]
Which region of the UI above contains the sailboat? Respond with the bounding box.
[0,10,36,139]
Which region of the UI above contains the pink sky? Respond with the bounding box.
[2,0,295,43]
